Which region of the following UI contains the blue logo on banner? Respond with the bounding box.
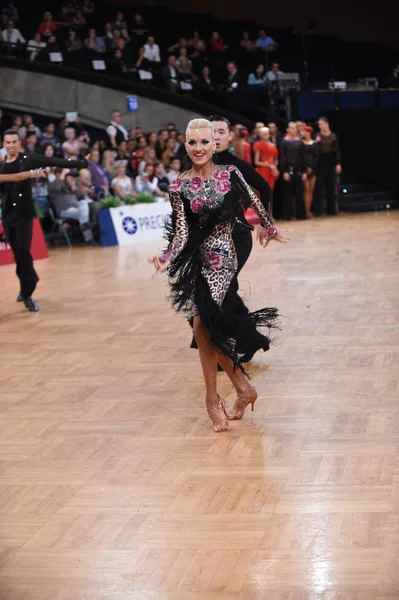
[122,216,138,234]
[127,96,139,113]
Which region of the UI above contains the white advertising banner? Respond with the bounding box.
[108,202,171,246]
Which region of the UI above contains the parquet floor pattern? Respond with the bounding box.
[0,212,398,599]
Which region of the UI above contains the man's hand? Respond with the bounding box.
[335,164,342,175]
[256,225,268,247]
[283,172,290,181]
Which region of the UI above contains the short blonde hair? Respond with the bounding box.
[260,127,270,135]
[186,118,214,140]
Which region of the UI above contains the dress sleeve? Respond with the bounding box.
[232,166,273,229]
[164,188,189,262]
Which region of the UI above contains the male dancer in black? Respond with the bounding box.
[190,115,277,364]
[0,130,88,312]
[312,116,342,216]
[280,121,307,220]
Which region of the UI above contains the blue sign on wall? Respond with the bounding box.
[127,96,139,113]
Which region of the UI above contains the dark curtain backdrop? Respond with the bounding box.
[327,108,399,190]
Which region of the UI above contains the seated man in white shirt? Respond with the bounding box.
[26,33,46,61]
[143,35,161,71]
[266,62,284,82]
[1,19,25,52]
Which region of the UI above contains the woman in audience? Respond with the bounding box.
[62,127,80,159]
[135,163,168,198]
[111,163,136,201]
[155,163,170,193]
[138,147,157,174]
[240,31,255,52]
[162,137,177,167]
[88,149,110,196]
[146,132,158,150]
[210,31,228,52]
[166,157,181,183]
[155,129,169,159]
[65,29,82,52]
[101,149,115,183]
[72,9,86,28]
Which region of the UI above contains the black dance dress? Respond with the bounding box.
[163,164,279,371]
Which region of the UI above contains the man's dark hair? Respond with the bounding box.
[3,129,20,138]
[158,128,168,135]
[169,156,180,165]
[319,116,329,123]
[208,115,232,131]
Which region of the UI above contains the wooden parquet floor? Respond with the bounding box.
[0,212,399,600]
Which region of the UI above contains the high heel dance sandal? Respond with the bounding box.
[207,394,229,432]
[228,387,258,420]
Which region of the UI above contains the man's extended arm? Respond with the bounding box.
[29,153,88,170]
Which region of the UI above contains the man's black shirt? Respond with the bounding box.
[0,152,87,221]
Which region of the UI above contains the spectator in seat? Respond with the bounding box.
[190,39,208,75]
[178,56,195,93]
[133,46,153,83]
[210,31,228,52]
[155,163,170,193]
[111,163,135,201]
[155,129,169,159]
[120,22,131,43]
[65,29,82,52]
[84,28,105,53]
[2,2,18,21]
[112,12,124,31]
[62,127,80,159]
[166,157,181,183]
[163,55,180,93]
[1,13,8,31]
[23,133,40,153]
[19,115,41,139]
[32,171,50,214]
[37,11,57,39]
[81,0,95,15]
[106,110,128,149]
[138,147,157,174]
[56,6,72,26]
[240,31,255,52]
[134,163,167,198]
[266,62,283,82]
[103,23,114,51]
[197,65,215,90]
[45,35,59,54]
[48,169,96,244]
[225,61,244,108]
[162,137,177,167]
[132,13,147,49]
[101,149,115,182]
[27,32,46,60]
[72,9,86,28]
[115,140,130,164]
[188,30,204,51]
[11,114,22,132]
[168,37,187,55]
[248,64,267,85]
[146,132,158,150]
[386,63,399,88]
[143,35,160,65]
[255,30,277,52]
[1,19,25,49]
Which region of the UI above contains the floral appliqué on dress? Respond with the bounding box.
[170,165,234,215]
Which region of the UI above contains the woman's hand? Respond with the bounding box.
[257,225,290,248]
[148,256,170,277]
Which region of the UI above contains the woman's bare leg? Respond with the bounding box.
[304,179,313,218]
[193,315,228,431]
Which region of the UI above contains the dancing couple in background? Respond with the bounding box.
[150,118,288,432]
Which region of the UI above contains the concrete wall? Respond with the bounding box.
[0,67,205,131]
